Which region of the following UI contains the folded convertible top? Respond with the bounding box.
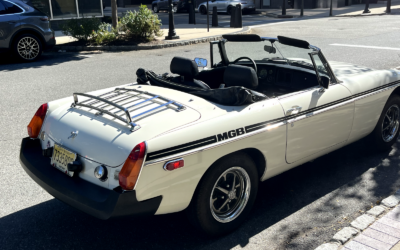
[136,68,268,106]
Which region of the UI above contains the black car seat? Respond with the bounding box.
[223,65,258,89]
[170,57,210,90]
[196,66,227,89]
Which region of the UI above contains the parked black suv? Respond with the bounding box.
[0,0,55,62]
[152,0,190,13]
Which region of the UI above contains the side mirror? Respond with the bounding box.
[194,58,207,67]
[264,45,276,54]
[320,76,330,89]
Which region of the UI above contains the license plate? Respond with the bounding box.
[51,144,77,177]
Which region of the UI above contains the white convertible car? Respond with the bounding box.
[20,34,400,236]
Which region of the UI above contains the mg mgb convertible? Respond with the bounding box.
[20,34,400,236]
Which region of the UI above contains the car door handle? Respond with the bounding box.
[286,106,302,115]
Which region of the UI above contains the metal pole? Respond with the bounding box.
[386,0,391,13]
[300,0,304,16]
[363,0,370,13]
[165,0,179,40]
[282,0,286,15]
[329,0,332,16]
[207,0,209,32]
[194,0,196,24]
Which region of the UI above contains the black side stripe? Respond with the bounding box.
[147,136,217,161]
[146,80,400,162]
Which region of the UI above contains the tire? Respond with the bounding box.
[368,94,400,151]
[13,33,42,62]
[200,6,207,15]
[153,5,159,13]
[186,152,259,236]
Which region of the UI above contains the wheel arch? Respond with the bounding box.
[9,28,46,49]
[390,86,400,98]
[185,147,266,209]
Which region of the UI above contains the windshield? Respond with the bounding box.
[219,40,316,69]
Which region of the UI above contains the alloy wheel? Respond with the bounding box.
[382,104,400,142]
[210,167,251,223]
[17,37,40,60]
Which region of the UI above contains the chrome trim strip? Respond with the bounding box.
[144,81,400,166]
[163,158,184,171]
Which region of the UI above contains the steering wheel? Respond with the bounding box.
[232,57,257,74]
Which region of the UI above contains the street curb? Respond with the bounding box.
[334,12,399,17]
[52,26,251,53]
[314,190,400,250]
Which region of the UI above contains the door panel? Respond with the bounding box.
[0,14,20,48]
[217,0,227,11]
[279,84,354,163]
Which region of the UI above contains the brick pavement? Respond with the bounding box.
[343,206,400,250]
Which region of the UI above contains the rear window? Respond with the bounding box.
[1,0,23,14]
[0,2,7,14]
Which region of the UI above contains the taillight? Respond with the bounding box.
[119,142,146,190]
[40,17,48,21]
[27,103,48,138]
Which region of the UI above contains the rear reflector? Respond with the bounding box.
[27,103,48,138]
[119,142,146,190]
[164,159,184,171]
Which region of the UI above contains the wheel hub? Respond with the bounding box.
[228,191,236,200]
[382,104,400,142]
[17,37,39,60]
[210,167,251,223]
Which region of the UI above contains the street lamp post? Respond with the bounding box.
[165,0,179,40]
[363,0,371,13]
[282,0,286,15]
[300,0,304,16]
[329,0,333,16]
[386,0,391,13]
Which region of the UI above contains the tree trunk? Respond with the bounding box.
[111,0,118,29]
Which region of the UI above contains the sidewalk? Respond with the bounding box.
[315,190,400,250]
[343,203,400,250]
[54,24,244,45]
[102,5,152,17]
[256,0,400,18]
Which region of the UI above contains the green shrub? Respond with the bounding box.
[120,5,163,41]
[91,23,118,45]
[61,17,101,42]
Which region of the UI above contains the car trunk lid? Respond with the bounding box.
[43,86,201,167]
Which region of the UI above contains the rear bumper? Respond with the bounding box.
[19,137,162,220]
[44,30,55,50]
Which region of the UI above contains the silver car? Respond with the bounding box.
[0,0,55,62]
[198,0,255,15]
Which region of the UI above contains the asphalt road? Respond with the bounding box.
[1,15,400,250]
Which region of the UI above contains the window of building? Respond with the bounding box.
[78,0,101,17]
[51,0,78,18]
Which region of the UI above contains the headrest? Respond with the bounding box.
[223,65,258,89]
[170,57,199,79]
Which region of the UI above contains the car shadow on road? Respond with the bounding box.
[1,138,400,250]
[0,52,98,72]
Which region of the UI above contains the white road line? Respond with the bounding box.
[330,44,400,51]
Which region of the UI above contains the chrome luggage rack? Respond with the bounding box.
[71,87,185,131]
